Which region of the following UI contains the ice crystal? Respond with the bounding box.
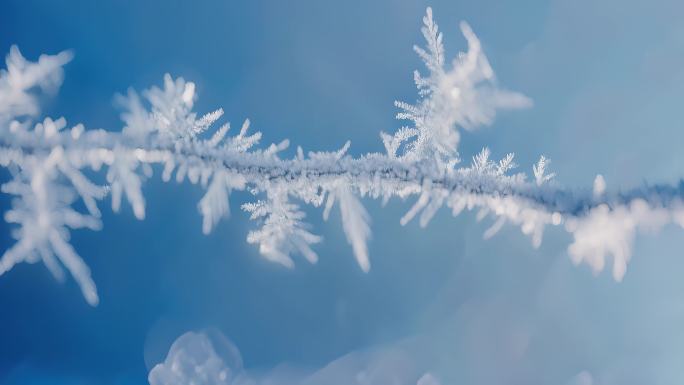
[1,8,681,304]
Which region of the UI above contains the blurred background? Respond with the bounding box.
[1,0,684,384]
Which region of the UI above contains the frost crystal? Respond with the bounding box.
[243,188,322,267]
[0,46,72,124]
[1,8,682,304]
[391,8,531,166]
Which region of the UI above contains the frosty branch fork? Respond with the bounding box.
[1,8,683,305]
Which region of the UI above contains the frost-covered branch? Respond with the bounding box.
[1,8,683,305]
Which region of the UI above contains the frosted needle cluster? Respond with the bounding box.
[1,8,682,305]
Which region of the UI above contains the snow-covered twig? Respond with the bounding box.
[1,8,681,305]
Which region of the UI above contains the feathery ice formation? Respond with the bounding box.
[1,8,681,305]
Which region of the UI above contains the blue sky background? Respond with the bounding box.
[1,0,684,384]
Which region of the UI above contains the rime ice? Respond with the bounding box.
[1,8,681,305]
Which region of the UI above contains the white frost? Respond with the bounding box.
[0,8,681,304]
[0,46,72,125]
[566,199,670,281]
